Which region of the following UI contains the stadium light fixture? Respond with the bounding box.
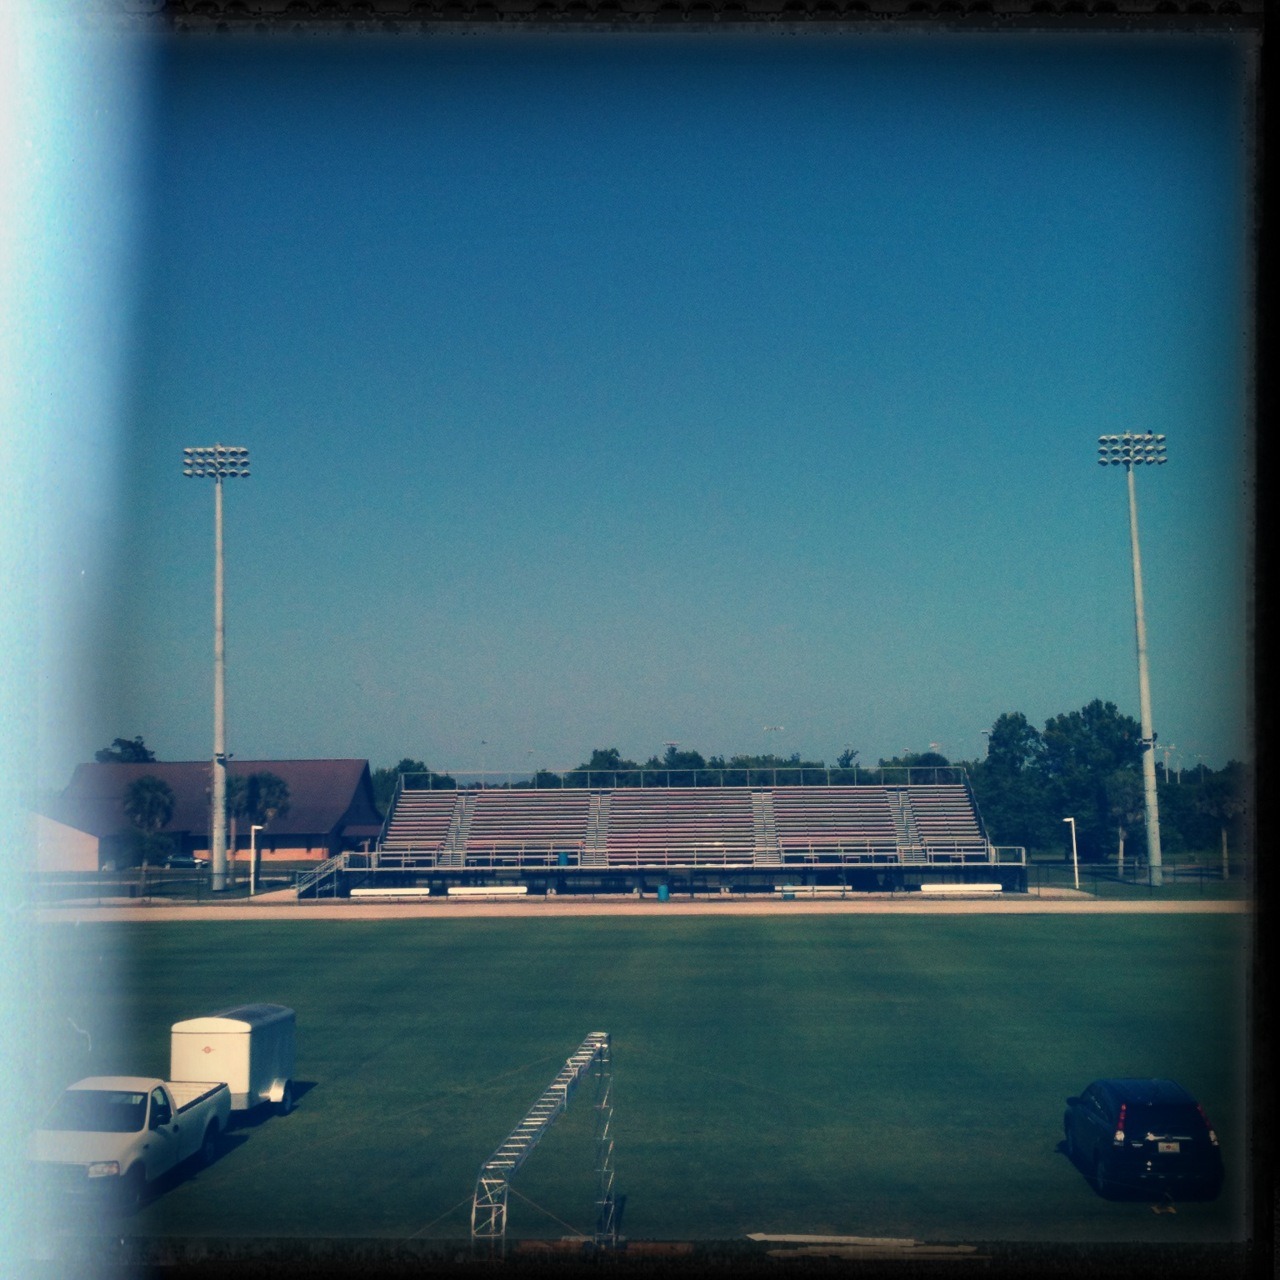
[184,444,250,892]
[1096,431,1165,888]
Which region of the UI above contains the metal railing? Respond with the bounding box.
[362,841,1023,871]
[400,766,974,791]
[294,852,348,898]
[25,867,213,906]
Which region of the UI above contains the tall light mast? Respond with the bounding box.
[184,444,250,891]
[1098,431,1166,887]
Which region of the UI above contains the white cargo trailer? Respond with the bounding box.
[170,1004,296,1114]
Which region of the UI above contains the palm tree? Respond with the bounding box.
[122,775,175,868]
[225,775,251,883]
[1105,769,1145,877]
[247,772,290,825]
[1195,770,1248,881]
[245,773,290,887]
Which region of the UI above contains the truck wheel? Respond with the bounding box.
[119,1165,147,1213]
[200,1122,220,1168]
[1094,1155,1115,1199]
[277,1080,293,1116]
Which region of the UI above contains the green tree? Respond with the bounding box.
[1194,763,1249,880]
[649,745,708,786]
[969,713,1053,853]
[1039,700,1142,861]
[224,775,257,879]
[96,736,156,764]
[985,713,1042,776]
[370,759,456,809]
[372,759,428,812]
[122,775,175,867]
[246,772,290,828]
[241,772,290,888]
[1104,769,1145,873]
[724,753,830,785]
[565,748,643,788]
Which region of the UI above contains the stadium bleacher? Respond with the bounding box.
[379,789,456,854]
[771,787,900,858]
[603,788,757,866]
[904,785,987,854]
[376,783,994,869]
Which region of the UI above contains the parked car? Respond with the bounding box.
[31,1076,231,1209]
[1063,1078,1224,1200]
[163,853,208,870]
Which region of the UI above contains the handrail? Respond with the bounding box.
[369,839,1020,871]
[373,770,403,850]
[295,851,347,897]
[395,767,975,791]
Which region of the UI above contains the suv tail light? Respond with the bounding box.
[1197,1104,1219,1146]
[1113,1103,1127,1146]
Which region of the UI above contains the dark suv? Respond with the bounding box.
[163,853,208,870]
[1063,1078,1224,1200]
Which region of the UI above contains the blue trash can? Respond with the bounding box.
[557,852,569,867]
[657,884,670,902]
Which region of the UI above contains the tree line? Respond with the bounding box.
[963,703,1247,866]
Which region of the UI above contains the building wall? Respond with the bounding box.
[34,814,100,873]
[189,840,329,864]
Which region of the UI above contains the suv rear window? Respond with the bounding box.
[1127,1103,1200,1138]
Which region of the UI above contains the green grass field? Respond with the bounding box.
[27,915,1252,1248]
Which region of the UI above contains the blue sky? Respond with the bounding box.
[17,24,1253,789]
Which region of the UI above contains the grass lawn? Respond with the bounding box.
[26,915,1252,1248]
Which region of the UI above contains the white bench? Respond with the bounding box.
[446,885,529,898]
[919,883,1003,896]
[778,885,852,898]
[350,886,431,900]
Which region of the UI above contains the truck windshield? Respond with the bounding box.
[42,1090,148,1133]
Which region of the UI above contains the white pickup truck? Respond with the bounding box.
[31,1075,232,1208]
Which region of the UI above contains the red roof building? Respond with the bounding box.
[36,759,383,871]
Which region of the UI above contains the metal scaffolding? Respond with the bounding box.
[470,1031,617,1257]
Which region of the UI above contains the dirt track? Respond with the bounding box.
[33,889,1252,923]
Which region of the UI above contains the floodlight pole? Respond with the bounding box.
[185,444,250,892]
[1099,432,1165,888]
[213,476,227,889]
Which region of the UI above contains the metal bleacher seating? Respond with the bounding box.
[905,785,986,853]
[464,790,591,862]
[771,787,900,858]
[380,789,457,853]
[374,783,994,871]
[604,789,757,866]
